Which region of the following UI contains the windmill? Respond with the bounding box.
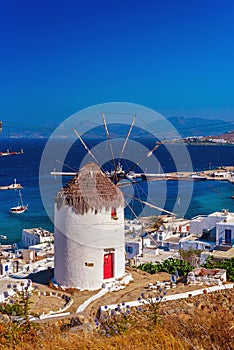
[51,111,192,289]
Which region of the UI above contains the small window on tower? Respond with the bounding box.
[85,262,94,267]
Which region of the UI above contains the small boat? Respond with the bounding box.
[0,149,24,156]
[0,234,7,240]
[0,179,23,190]
[10,191,28,214]
[190,174,207,181]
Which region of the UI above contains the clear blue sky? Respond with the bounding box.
[1,0,234,127]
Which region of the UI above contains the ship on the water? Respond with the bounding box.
[9,191,28,214]
[0,179,23,190]
[0,149,24,156]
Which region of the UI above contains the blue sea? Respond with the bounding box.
[0,138,233,244]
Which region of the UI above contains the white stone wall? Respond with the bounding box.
[99,284,234,313]
[54,205,125,290]
[179,239,211,251]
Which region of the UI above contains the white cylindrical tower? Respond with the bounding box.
[54,162,125,290]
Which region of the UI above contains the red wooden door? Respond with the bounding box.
[103,253,114,279]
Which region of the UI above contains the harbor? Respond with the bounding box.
[51,165,234,183]
[143,166,234,184]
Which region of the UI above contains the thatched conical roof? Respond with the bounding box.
[55,162,124,215]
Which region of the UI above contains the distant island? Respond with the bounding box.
[168,130,234,145]
[0,116,233,141]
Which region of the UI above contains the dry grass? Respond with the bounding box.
[164,291,234,350]
[0,324,188,350]
[165,309,233,350]
[0,289,233,350]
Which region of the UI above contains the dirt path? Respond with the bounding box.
[29,267,208,321]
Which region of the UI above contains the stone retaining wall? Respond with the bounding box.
[100,283,234,313]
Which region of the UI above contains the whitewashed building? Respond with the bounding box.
[54,163,126,290]
[189,210,234,246]
[22,228,54,248]
[189,210,231,240]
[216,213,234,246]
